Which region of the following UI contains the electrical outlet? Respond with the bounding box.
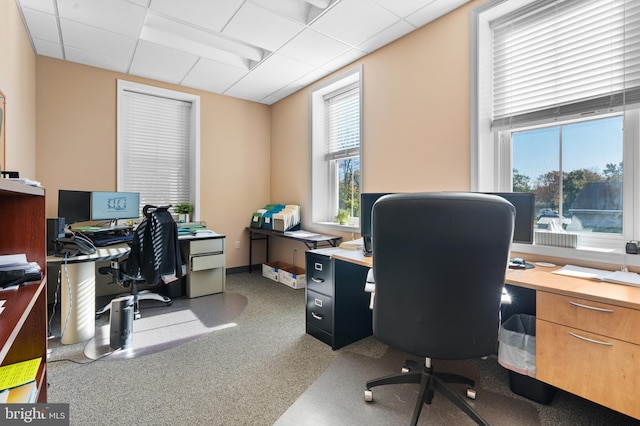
[235,240,240,249]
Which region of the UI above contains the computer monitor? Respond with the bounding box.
[487,192,535,244]
[91,191,140,221]
[360,192,393,255]
[58,190,91,225]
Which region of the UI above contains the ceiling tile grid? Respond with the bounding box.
[16,0,470,104]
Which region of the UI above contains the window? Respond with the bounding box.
[472,0,640,260]
[310,66,362,230]
[117,80,200,219]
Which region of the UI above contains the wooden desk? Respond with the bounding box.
[333,250,640,420]
[506,266,640,420]
[246,227,341,272]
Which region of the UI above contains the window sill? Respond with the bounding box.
[512,243,640,269]
[312,221,359,234]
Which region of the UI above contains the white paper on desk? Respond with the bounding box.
[553,265,640,287]
[284,230,320,238]
[552,265,611,280]
[0,262,41,273]
[0,254,28,266]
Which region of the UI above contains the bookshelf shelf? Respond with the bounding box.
[0,179,47,402]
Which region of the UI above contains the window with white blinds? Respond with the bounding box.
[118,81,199,215]
[491,0,640,129]
[325,84,360,160]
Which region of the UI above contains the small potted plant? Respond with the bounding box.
[335,209,350,225]
[175,203,193,223]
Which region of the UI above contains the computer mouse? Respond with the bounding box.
[512,257,525,265]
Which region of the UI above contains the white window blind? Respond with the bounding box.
[120,90,192,209]
[325,84,360,160]
[491,0,640,128]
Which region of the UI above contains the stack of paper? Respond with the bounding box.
[0,358,41,403]
[553,265,640,287]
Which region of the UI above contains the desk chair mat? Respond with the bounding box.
[82,292,247,361]
[276,346,540,426]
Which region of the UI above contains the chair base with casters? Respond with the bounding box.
[365,357,489,426]
[96,264,172,320]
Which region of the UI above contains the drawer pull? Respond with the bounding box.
[569,332,613,346]
[311,312,324,321]
[569,301,614,313]
[311,277,325,283]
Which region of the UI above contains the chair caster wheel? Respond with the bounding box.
[167,301,173,306]
[466,388,477,400]
[401,366,411,373]
[364,389,373,402]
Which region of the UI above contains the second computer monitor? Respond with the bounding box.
[91,191,140,221]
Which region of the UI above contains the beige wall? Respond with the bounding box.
[0,0,37,177]
[269,2,478,266]
[35,57,271,268]
[7,0,481,270]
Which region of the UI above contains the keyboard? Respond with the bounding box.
[90,233,133,247]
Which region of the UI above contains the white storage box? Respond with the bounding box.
[278,266,306,289]
[262,261,291,282]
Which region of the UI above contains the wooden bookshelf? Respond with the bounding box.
[0,179,47,402]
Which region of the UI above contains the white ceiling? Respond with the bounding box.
[16,0,470,105]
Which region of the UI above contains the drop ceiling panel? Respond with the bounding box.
[21,8,59,43]
[406,0,470,28]
[16,0,471,104]
[57,0,147,38]
[371,0,437,18]
[222,2,305,51]
[60,19,137,61]
[149,0,244,33]
[311,0,399,46]
[277,28,350,67]
[357,20,416,53]
[129,40,199,85]
[182,59,248,94]
[32,38,63,59]
[17,0,55,14]
[64,46,130,73]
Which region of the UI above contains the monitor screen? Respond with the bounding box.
[58,190,91,225]
[360,193,393,237]
[487,192,535,244]
[91,191,140,221]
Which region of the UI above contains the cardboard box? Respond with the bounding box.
[278,266,306,289]
[262,261,291,282]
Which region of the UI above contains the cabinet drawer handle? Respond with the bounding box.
[311,277,325,283]
[569,332,613,346]
[311,312,324,321]
[569,301,614,313]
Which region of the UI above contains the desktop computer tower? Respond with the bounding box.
[47,217,65,255]
[110,295,134,350]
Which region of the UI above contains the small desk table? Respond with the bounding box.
[47,244,130,344]
[246,227,341,272]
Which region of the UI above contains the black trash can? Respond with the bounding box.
[498,314,556,404]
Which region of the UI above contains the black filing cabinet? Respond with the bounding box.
[305,251,372,350]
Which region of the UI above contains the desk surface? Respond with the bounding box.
[330,248,640,311]
[505,265,640,310]
[46,243,130,265]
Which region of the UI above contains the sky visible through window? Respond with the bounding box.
[513,116,623,190]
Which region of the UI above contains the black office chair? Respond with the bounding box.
[97,205,183,319]
[364,192,515,426]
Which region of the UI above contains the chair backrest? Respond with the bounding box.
[372,192,515,360]
[125,205,183,285]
